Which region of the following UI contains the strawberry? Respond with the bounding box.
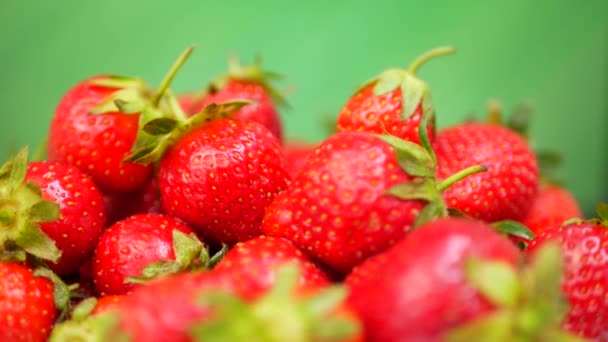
[347,218,575,341]
[525,204,608,340]
[0,262,58,342]
[103,178,162,226]
[213,235,331,299]
[336,46,455,144]
[92,213,206,296]
[282,139,317,178]
[91,295,125,315]
[25,160,106,277]
[156,117,291,245]
[47,47,195,193]
[434,122,539,222]
[522,184,583,241]
[189,56,287,142]
[262,129,486,274]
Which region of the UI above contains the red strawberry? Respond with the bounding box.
[213,236,331,299]
[262,130,485,274]
[189,56,286,142]
[282,139,317,178]
[347,218,573,341]
[434,122,539,222]
[157,117,291,245]
[526,205,608,340]
[522,184,583,240]
[336,47,455,144]
[91,295,125,315]
[103,178,162,226]
[26,161,106,276]
[47,76,154,193]
[0,262,58,342]
[177,92,200,114]
[92,213,205,296]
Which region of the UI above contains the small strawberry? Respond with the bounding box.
[526,204,608,340]
[0,262,58,342]
[47,47,194,193]
[25,160,106,277]
[434,122,539,222]
[213,236,331,299]
[103,178,162,226]
[189,56,287,142]
[282,139,317,178]
[336,46,455,144]
[92,213,206,296]
[262,127,486,274]
[347,218,576,341]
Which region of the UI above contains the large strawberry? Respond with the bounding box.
[346,217,577,341]
[213,235,331,299]
[0,262,58,342]
[47,47,194,193]
[262,127,486,274]
[336,46,455,144]
[92,213,206,296]
[434,121,539,222]
[189,56,287,142]
[526,204,608,340]
[25,160,106,276]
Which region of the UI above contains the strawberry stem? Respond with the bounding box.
[152,46,195,107]
[438,164,488,192]
[407,46,456,75]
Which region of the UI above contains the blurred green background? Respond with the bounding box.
[1,0,606,215]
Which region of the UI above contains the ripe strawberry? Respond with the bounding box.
[347,218,574,341]
[189,56,286,142]
[282,140,317,178]
[522,184,583,241]
[0,262,58,342]
[213,236,331,299]
[336,46,455,144]
[157,117,291,245]
[47,75,154,193]
[434,122,539,222]
[262,130,485,274]
[103,178,162,226]
[92,213,205,296]
[526,205,608,340]
[26,161,106,277]
[91,295,125,315]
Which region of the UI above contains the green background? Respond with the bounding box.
[1,0,606,215]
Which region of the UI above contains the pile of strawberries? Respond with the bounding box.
[1,45,606,342]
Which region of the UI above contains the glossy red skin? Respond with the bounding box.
[92,213,198,296]
[336,85,434,145]
[26,161,106,277]
[158,118,290,246]
[214,236,331,300]
[527,222,608,339]
[91,295,125,315]
[282,140,317,179]
[434,123,539,222]
[522,184,583,240]
[103,179,162,227]
[191,79,283,142]
[262,131,425,274]
[0,262,58,342]
[47,77,153,192]
[113,271,236,342]
[347,218,521,342]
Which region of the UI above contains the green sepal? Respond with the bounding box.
[173,230,205,268]
[142,118,179,136]
[465,258,521,308]
[206,243,228,269]
[89,87,148,116]
[124,100,251,165]
[596,202,608,224]
[506,102,533,139]
[525,242,564,303]
[16,223,61,263]
[48,310,131,342]
[400,72,427,123]
[376,133,435,177]
[29,200,61,223]
[372,69,405,96]
[492,220,535,240]
[413,201,446,228]
[114,98,147,114]
[444,311,513,342]
[8,147,29,193]
[386,178,438,202]
[33,266,79,320]
[90,75,147,90]
[71,297,99,321]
